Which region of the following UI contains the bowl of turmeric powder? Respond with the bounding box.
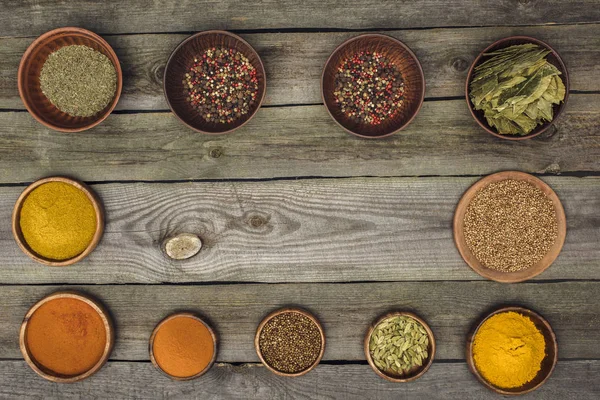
[12,176,104,266]
[467,306,558,395]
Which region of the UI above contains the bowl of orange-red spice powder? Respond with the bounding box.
[149,312,218,380]
[20,291,114,382]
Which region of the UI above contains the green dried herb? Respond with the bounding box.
[469,44,566,136]
[40,45,117,118]
[369,316,430,376]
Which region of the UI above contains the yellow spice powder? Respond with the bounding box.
[473,311,546,389]
[20,182,97,260]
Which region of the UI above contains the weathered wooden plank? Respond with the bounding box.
[0,361,597,399]
[0,282,598,362]
[0,177,597,284]
[1,25,599,109]
[0,95,598,183]
[1,0,599,37]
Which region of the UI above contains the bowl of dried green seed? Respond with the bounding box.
[466,36,569,140]
[453,171,567,283]
[255,308,325,377]
[365,312,435,382]
[18,27,122,132]
[164,30,266,134]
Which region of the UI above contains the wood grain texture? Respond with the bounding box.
[0,177,597,284]
[0,361,597,399]
[1,25,599,109]
[2,0,599,36]
[0,95,598,183]
[0,282,598,361]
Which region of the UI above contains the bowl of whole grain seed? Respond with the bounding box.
[255,307,325,377]
[18,27,122,132]
[453,171,567,283]
[365,311,435,382]
[321,33,425,138]
[164,30,266,134]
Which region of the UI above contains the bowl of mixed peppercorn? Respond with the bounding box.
[322,34,425,138]
[164,30,266,134]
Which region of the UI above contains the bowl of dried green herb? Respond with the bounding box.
[466,36,569,140]
[18,27,122,132]
[322,34,425,139]
[163,30,266,134]
[364,311,435,382]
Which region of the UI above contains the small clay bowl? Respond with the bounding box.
[364,311,436,382]
[164,30,267,134]
[20,291,114,383]
[453,171,566,283]
[149,312,218,381]
[18,27,122,132]
[255,308,326,377]
[12,176,105,266]
[465,36,569,140]
[467,306,558,395]
[321,33,425,139]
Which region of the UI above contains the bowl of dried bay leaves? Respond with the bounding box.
[466,36,569,140]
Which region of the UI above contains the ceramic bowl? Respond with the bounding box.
[321,33,425,138]
[465,36,569,140]
[18,27,122,132]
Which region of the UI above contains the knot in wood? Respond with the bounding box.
[209,147,224,159]
[450,57,469,72]
[249,215,267,228]
[152,62,166,86]
[163,233,202,260]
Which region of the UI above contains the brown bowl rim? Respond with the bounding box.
[19,291,115,383]
[321,33,426,139]
[17,27,123,133]
[465,35,570,141]
[149,312,218,381]
[254,307,326,377]
[364,311,436,382]
[466,306,558,395]
[453,171,566,283]
[12,176,105,266]
[163,30,267,135]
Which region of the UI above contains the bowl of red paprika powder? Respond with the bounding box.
[322,33,425,138]
[163,30,267,134]
[20,291,114,383]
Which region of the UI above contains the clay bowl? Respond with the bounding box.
[149,312,218,381]
[453,171,566,283]
[467,306,558,395]
[20,291,114,383]
[164,30,266,134]
[18,27,122,132]
[465,36,569,140]
[364,311,436,382]
[321,33,425,138]
[255,308,325,377]
[12,176,105,266]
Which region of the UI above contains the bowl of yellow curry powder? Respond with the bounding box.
[12,176,104,266]
[467,307,558,395]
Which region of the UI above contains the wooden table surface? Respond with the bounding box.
[1,1,599,398]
